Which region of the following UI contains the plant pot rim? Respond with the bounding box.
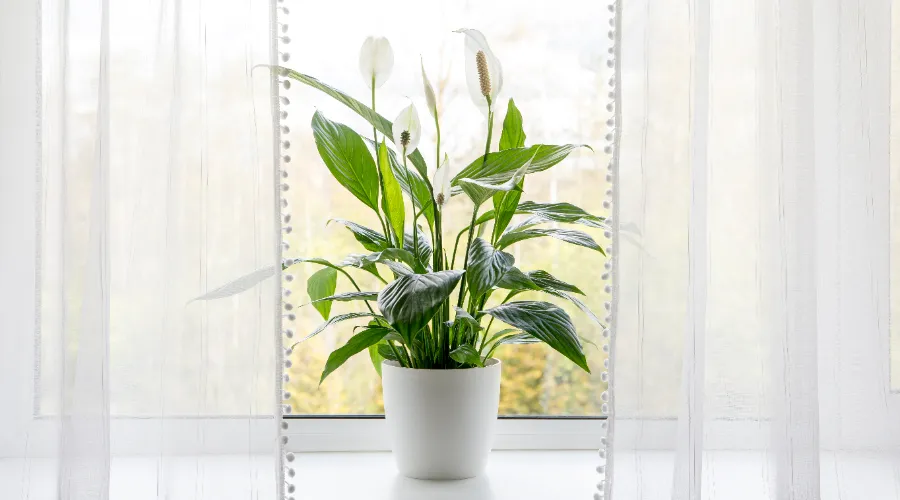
[383,358,500,371]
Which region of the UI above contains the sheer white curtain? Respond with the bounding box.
[608,0,900,498]
[1,1,283,499]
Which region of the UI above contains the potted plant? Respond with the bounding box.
[205,29,607,480]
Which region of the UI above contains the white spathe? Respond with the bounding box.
[432,153,452,210]
[359,36,394,89]
[392,102,422,153]
[421,57,439,120]
[382,359,501,480]
[454,28,503,115]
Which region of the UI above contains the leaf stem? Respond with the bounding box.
[371,77,393,246]
[455,103,494,309]
[401,149,421,266]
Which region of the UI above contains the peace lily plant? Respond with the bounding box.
[202,28,608,479]
[269,29,607,385]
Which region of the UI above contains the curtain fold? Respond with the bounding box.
[610,0,900,498]
[1,1,283,499]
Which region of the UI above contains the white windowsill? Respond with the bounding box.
[292,450,600,500]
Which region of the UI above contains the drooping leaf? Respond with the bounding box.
[526,270,585,295]
[306,291,380,305]
[378,140,406,244]
[450,344,484,367]
[451,144,589,189]
[403,228,432,270]
[288,256,384,283]
[283,69,429,179]
[496,228,605,255]
[341,249,420,275]
[311,112,380,211]
[498,98,526,151]
[542,288,604,327]
[377,270,465,343]
[481,328,520,348]
[496,266,540,291]
[190,265,277,301]
[495,332,542,346]
[458,162,529,207]
[515,201,606,228]
[307,268,338,320]
[470,201,609,233]
[466,238,515,301]
[484,301,589,372]
[296,312,380,344]
[329,219,389,252]
[320,326,393,384]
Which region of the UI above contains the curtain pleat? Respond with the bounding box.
[2,1,282,499]
[610,0,900,498]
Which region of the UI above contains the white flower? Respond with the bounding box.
[454,29,503,114]
[421,57,438,119]
[358,36,394,89]
[433,154,452,210]
[392,102,422,153]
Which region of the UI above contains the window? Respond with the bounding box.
[281,1,612,416]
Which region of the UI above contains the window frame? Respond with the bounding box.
[282,416,604,452]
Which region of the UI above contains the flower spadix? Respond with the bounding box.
[454,29,503,114]
[392,102,422,153]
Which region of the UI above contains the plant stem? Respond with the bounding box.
[401,150,421,264]
[456,103,494,309]
[371,77,393,245]
[455,206,480,308]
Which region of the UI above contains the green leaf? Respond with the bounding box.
[458,162,529,207]
[378,140,406,243]
[498,98,526,151]
[283,70,430,180]
[450,344,484,367]
[311,112,380,211]
[403,228,432,270]
[445,306,482,333]
[481,328,520,348]
[307,268,338,320]
[451,144,589,188]
[491,182,523,243]
[494,332,542,346]
[377,270,465,343]
[191,266,277,301]
[377,343,400,361]
[329,219,389,252]
[466,237,515,301]
[370,140,435,230]
[542,288,604,327]
[297,312,380,344]
[515,201,607,228]
[484,301,589,372]
[306,291,380,305]
[496,228,605,255]
[368,344,385,376]
[341,249,420,275]
[496,267,541,291]
[527,270,584,295]
[320,326,393,384]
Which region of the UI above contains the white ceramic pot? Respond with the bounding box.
[382,358,501,480]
